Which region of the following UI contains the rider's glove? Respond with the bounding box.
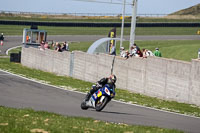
[96,82,102,88]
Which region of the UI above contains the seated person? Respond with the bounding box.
[130,44,143,57]
[142,49,154,58]
[44,42,50,49]
[56,44,62,52]
[62,41,69,51]
[120,47,130,59]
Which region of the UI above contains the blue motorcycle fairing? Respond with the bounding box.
[91,84,115,101]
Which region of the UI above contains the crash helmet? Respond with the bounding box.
[108,74,117,84]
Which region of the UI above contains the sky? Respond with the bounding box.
[0,0,199,15]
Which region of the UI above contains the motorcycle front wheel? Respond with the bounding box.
[81,101,89,110]
[95,96,110,112]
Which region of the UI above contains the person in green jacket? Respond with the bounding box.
[153,48,162,57]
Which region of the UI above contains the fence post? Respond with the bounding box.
[69,52,74,77]
[111,56,116,75]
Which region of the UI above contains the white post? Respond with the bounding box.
[198,48,200,59]
[120,0,126,52]
[129,0,138,52]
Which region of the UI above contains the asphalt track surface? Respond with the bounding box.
[0,70,200,133]
[0,35,200,55]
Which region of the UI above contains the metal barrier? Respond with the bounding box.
[0,20,200,27]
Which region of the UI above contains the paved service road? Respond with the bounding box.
[0,35,200,55]
[0,70,200,133]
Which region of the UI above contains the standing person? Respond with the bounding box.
[0,33,4,46]
[153,48,162,57]
[0,33,4,41]
[110,43,116,56]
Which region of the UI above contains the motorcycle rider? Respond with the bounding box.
[85,74,117,101]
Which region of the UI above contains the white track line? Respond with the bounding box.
[6,45,22,55]
[0,69,199,119]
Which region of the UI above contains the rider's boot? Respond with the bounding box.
[85,92,91,101]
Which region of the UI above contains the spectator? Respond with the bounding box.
[44,42,49,49]
[54,42,59,50]
[120,47,126,57]
[0,33,4,41]
[153,48,162,57]
[142,48,148,58]
[143,48,154,58]
[126,50,131,58]
[131,43,143,57]
[56,43,62,52]
[120,47,129,59]
[62,41,69,51]
[65,41,69,51]
[110,43,116,56]
[39,40,45,50]
[146,49,154,57]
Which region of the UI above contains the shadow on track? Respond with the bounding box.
[89,110,144,117]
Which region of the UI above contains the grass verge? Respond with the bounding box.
[7,47,22,56]
[68,40,200,62]
[0,106,183,133]
[0,25,199,35]
[0,58,199,118]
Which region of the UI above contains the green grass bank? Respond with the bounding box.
[0,106,183,133]
[0,25,200,35]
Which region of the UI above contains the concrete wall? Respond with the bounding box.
[72,51,114,83]
[21,47,200,106]
[21,47,71,76]
[113,56,195,105]
[190,60,200,106]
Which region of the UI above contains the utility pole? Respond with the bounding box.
[129,0,138,52]
[120,0,126,52]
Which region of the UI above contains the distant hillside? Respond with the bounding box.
[170,4,200,16]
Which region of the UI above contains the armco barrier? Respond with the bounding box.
[1,20,200,27]
[21,47,200,106]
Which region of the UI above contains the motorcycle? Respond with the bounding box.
[81,84,115,112]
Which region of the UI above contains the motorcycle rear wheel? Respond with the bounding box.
[95,96,110,112]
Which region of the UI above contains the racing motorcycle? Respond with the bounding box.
[81,84,115,112]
